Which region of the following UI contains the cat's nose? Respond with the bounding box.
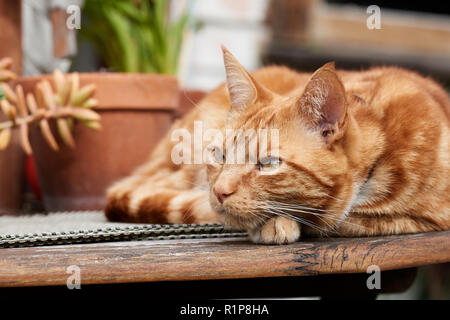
[213,186,235,204]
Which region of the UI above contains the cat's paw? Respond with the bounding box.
[249,217,300,244]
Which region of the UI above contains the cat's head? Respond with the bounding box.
[207,47,363,235]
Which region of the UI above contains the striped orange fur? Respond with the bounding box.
[105,47,450,244]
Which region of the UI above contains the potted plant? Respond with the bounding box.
[81,0,188,74]
[13,0,188,211]
[0,58,25,213]
[1,62,103,211]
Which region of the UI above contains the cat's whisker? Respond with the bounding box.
[268,203,336,216]
[249,211,267,226]
[258,212,272,220]
[274,204,367,231]
[267,200,343,218]
[182,89,214,115]
[182,91,201,109]
[265,201,369,232]
[267,200,343,213]
[264,207,328,236]
[267,201,348,225]
[266,205,335,231]
[323,194,346,202]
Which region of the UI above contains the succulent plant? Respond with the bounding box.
[0,57,101,154]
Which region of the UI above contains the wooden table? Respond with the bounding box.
[0,231,449,299]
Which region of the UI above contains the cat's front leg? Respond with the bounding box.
[248,217,301,244]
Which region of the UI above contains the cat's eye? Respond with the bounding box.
[258,157,281,172]
[212,148,225,164]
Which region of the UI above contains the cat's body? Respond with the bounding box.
[105,48,450,244]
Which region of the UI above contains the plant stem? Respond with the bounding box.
[0,107,75,131]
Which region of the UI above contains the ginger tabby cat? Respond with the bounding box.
[105,47,450,244]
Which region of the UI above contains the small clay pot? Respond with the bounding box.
[17,73,179,211]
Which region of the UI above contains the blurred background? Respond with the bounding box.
[15,0,450,88]
[0,0,448,299]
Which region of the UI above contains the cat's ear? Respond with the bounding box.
[297,62,347,146]
[222,46,272,112]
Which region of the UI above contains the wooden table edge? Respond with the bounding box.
[0,231,449,287]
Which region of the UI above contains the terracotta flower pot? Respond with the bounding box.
[17,73,179,211]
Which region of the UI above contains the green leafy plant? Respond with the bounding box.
[0,57,101,154]
[81,0,190,74]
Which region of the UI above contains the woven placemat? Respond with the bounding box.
[0,211,247,248]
